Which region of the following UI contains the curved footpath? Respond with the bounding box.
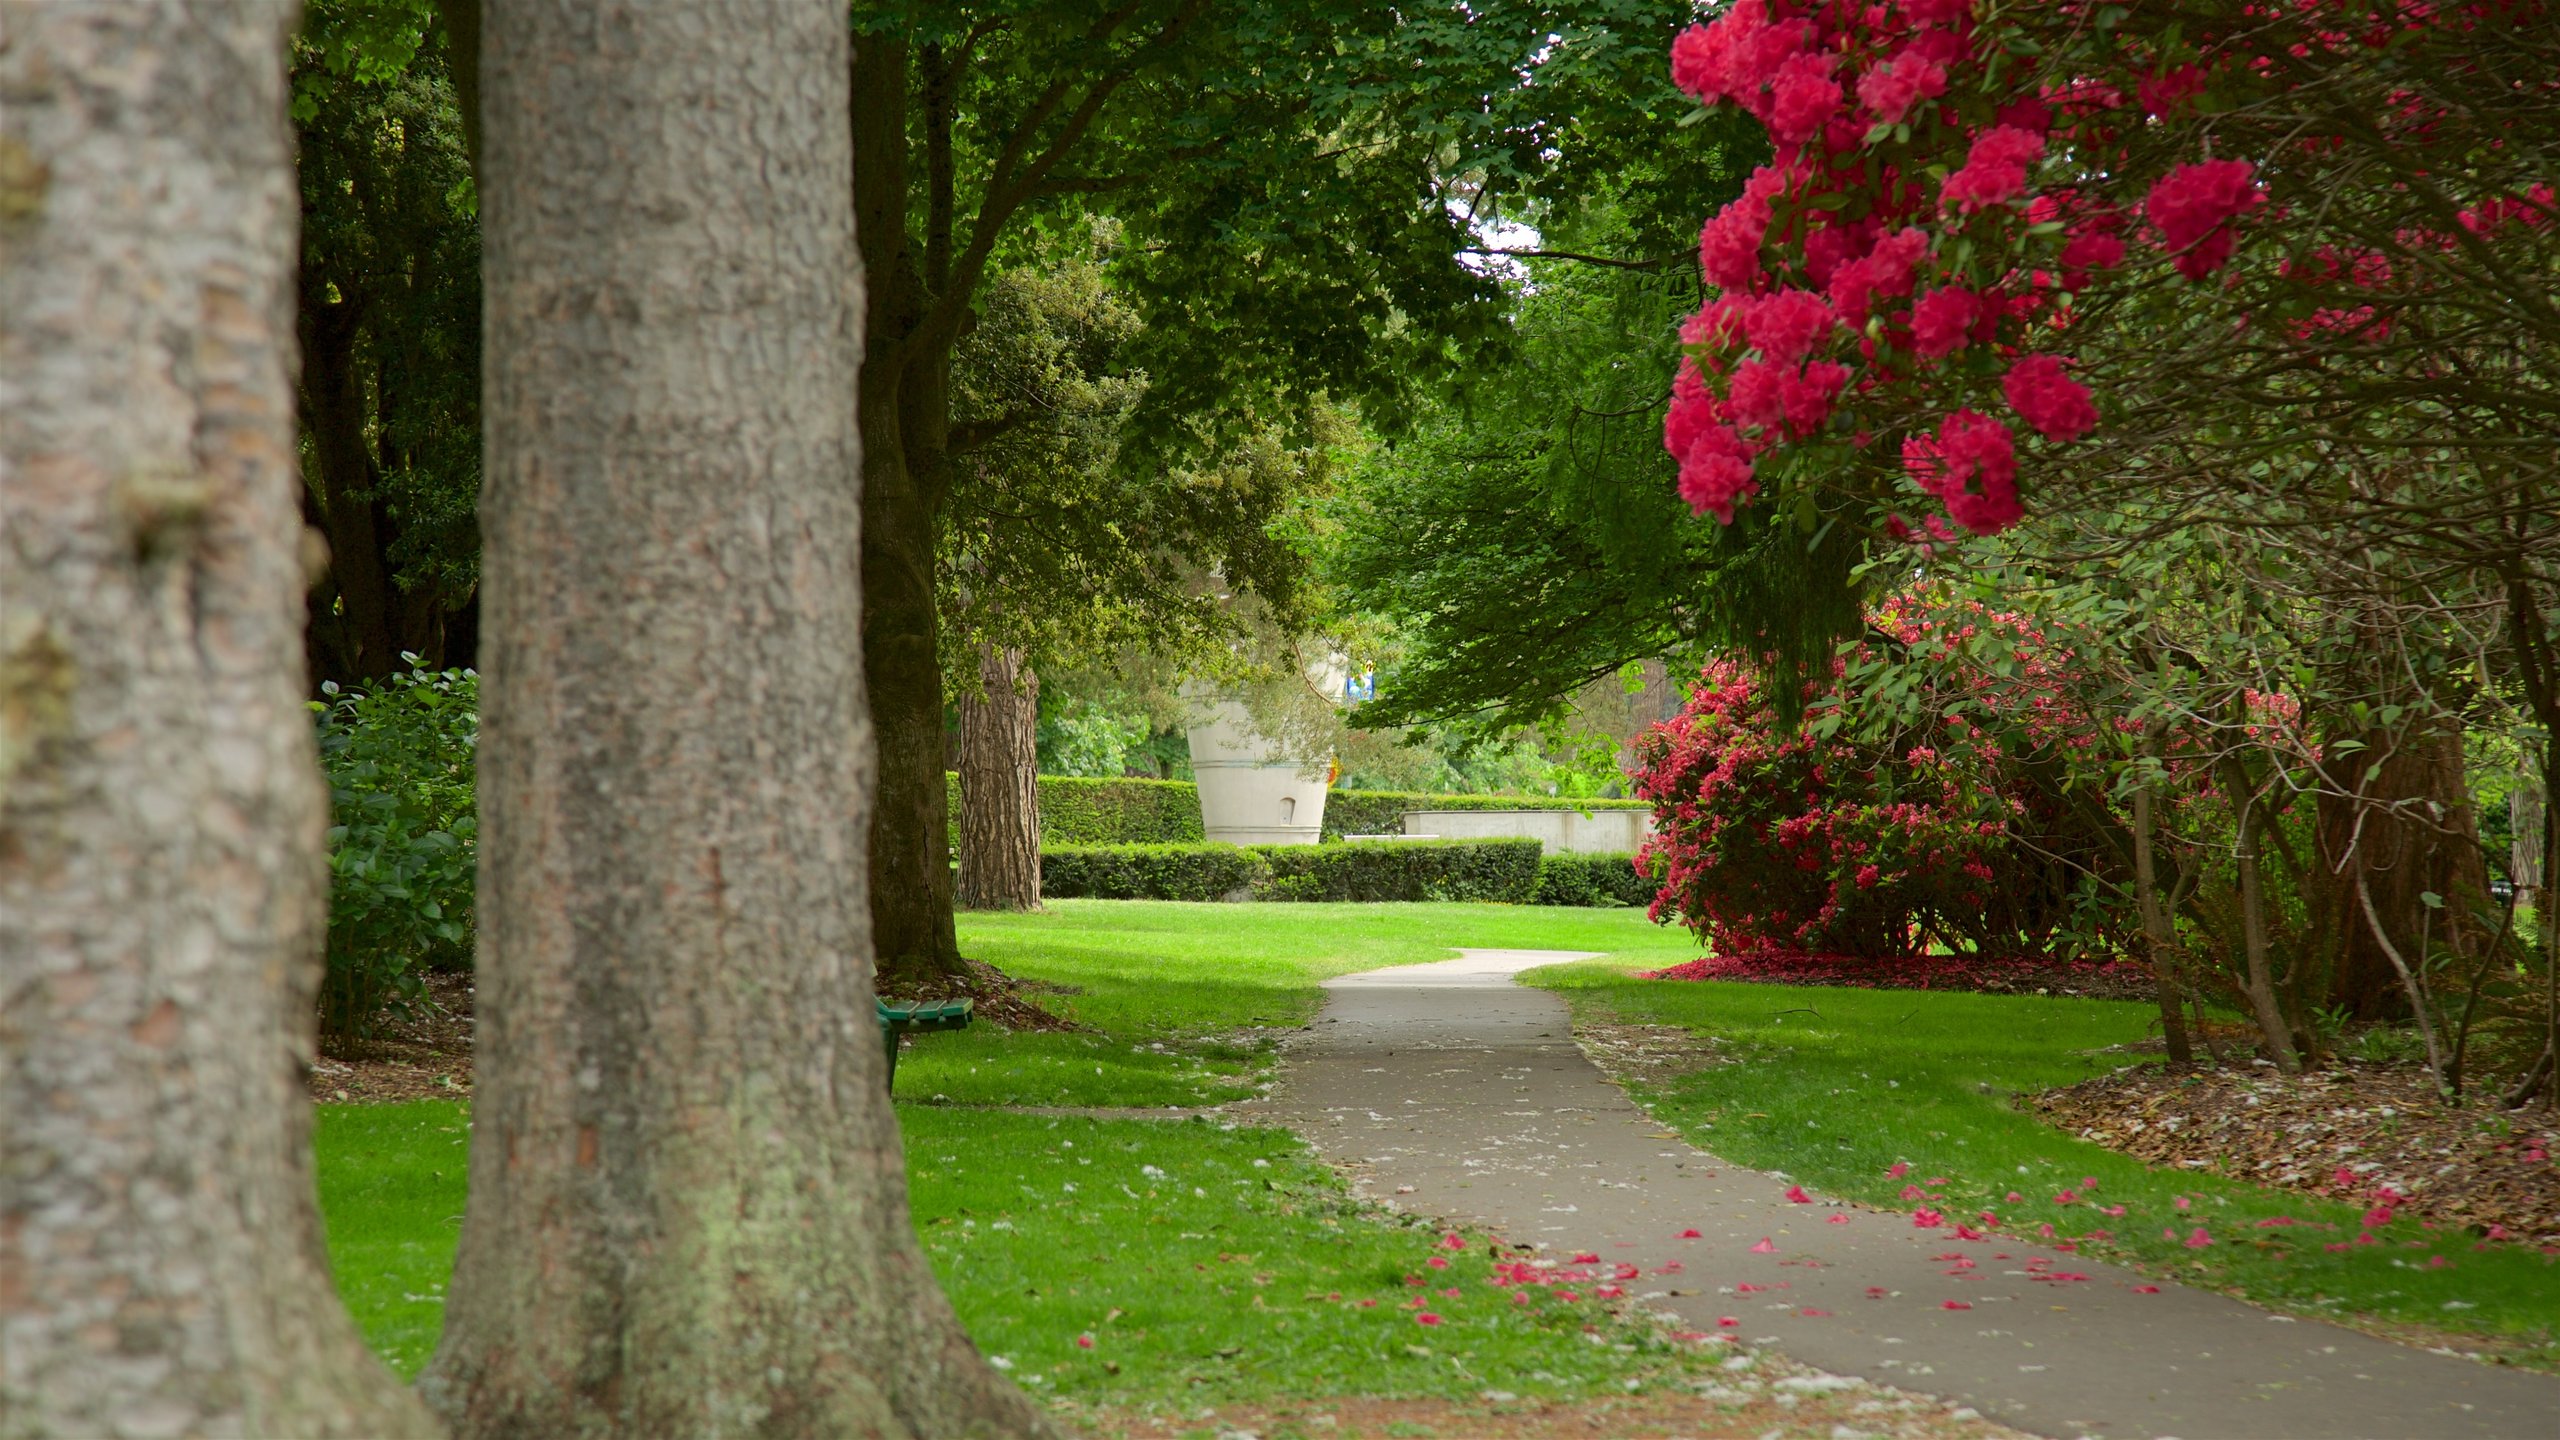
[1256,949,2560,1440]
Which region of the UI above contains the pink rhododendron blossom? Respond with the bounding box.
[1940,1299,1973,1310]
[1909,286,1981,358]
[1745,288,1839,362]
[1768,53,1845,146]
[2001,353,2097,440]
[1785,1184,1814,1203]
[1905,410,2021,533]
[2057,228,2126,290]
[1857,46,1949,126]
[1676,424,1758,523]
[2139,63,2207,118]
[1414,1312,1443,1326]
[1749,1236,1778,1252]
[1827,227,1931,324]
[1940,126,2045,213]
[2146,159,2262,279]
[2185,1227,2214,1249]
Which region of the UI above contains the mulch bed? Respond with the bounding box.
[1639,951,2158,1002]
[308,958,1078,1105]
[2034,1061,2560,1244]
[309,970,476,1104]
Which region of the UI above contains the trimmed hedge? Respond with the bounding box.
[1532,851,1659,908]
[946,773,1206,848]
[1041,843,1265,901]
[1256,837,1542,903]
[1038,837,1546,903]
[1321,789,1650,840]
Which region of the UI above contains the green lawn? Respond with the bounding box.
[1529,960,2560,1365]
[316,901,1721,1402]
[894,901,1698,1107]
[316,1099,1710,1405]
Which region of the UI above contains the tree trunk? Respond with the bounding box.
[2220,755,2303,1073]
[420,5,1045,1436]
[2317,725,2494,1020]
[0,5,436,1434]
[851,37,967,985]
[958,645,1043,911]
[296,282,407,681]
[2132,769,2195,1067]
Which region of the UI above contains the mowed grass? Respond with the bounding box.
[1530,960,2560,1364]
[896,901,1699,1108]
[315,1100,1708,1404]
[313,1101,473,1377]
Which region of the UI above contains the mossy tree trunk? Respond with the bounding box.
[417,3,1047,1434]
[0,5,436,1433]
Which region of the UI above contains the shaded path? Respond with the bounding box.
[1261,949,2560,1440]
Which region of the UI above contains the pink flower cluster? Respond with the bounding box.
[2144,159,2263,281]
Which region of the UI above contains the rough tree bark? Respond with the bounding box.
[0,5,437,1434]
[850,35,968,984]
[417,4,1046,1435]
[2316,726,2494,1021]
[958,644,1042,911]
[2131,768,2195,1068]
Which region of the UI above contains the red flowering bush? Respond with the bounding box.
[1631,609,2113,964]
[1656,0,2558,540]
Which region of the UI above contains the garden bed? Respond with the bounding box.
[1638,951,2156,1001]
[2034,1062,2560,1246]
[310,971,475,1104]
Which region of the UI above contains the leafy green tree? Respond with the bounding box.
[847,0,1740,980]
[292,0,482,683]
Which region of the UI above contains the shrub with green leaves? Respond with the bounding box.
[1254,838,1541,904]
[314,664,477,1044]
[1040,842,1268,901]
[1532,851,1656,908]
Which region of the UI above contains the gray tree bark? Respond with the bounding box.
[0,4,437,1435]
[957,645,1042,911]
[418,3,1048,1435]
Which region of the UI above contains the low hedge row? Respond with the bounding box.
[1532,851,1659,908]
[945,773,1207,847]
[1258,837,1542,902]
[1040,838,1568,904]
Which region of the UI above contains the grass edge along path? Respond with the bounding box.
[1525,959,2560,1370]
[902,901,1702,1109]
[319,1099,1745,1408]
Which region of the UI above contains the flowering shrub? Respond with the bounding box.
[1631,596,2125,963]
[1657,0,2557,537]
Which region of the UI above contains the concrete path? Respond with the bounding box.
[1261,949,2560,1440]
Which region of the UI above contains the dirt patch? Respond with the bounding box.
[1056,1360,2024,1439]
[2034,1061,2560,1244]
[1574,1020,1734,1090]
[309,970,475,1104]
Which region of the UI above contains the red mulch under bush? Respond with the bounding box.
[1637,951,2157,1001]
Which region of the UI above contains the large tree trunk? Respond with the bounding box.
[2317,725,2494,1020]
[296,282,407,681]
[958,645,1043,911]
[419,4,1044,1436]
[0,5,436,1434]
[851,36,967,985]
[2132,767,2195,1068]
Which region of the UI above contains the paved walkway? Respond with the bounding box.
[1261,949,2560,1440]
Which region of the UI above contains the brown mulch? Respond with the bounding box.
[2034,1060,2560,1243]
[875,956,1085,1034]
[307,960,1077,1104]
[309,970,476,1104]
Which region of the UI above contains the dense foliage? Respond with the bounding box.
[313,664,477,1043]
[1632,610,2113,961]
[1038,838,1550,904]
[1532,851,1659,908]
[1039,843,1270,903]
